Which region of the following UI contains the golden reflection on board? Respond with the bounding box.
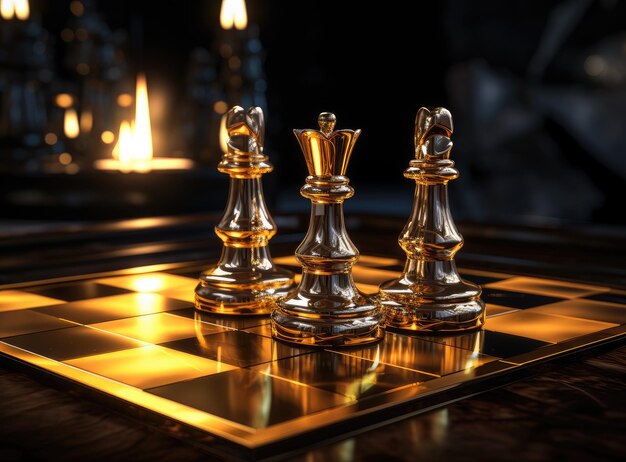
[485,310,618,343]
[66,345,237,388]
[528,299,626,325]
[90,312,226,344]
[96,273,197,292]
[334,332,497,377]
[484,276,609,299]
[35,293,187,324]
[254,351,427,400]
[0,290,64,312]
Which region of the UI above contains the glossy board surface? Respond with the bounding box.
[1,255,625,457]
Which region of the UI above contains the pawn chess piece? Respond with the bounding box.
[195,106,295,315]
[379,107,485,332]
[271,112,384,347]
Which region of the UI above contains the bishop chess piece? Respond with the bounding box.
[195,106,295,315]
[379,107,485,332]
[271,112,384,347]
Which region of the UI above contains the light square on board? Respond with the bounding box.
[66,345,237,389]
[484,276,609,299]
[89,312,227,344]
[34,293,189,324]
[0,290,64,312]
[95,273,197,293]
[158,286,195,303]
[485,310,617,343]
[527,299,626,325]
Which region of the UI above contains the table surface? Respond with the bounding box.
[1,214,625,461]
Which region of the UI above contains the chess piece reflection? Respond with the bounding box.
[195,106,295,314]
[271,112,384,347]
[379,107,485,332]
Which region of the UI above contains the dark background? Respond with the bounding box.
[8,0,626,226]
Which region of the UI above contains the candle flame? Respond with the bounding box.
[0,0,13,19]
[1,0,29,20]
[112,120,132,161]
[133,73,153,162]
[219,114,229,153]
[107,73,155,172]
[220,0,247,30]
[14,0,27,19]
[64,108,79,139]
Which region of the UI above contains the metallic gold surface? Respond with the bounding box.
[158,287,196,303]
[271,113,384,347]
[96,273,197,292]
[528,298,626,324]
[1,262,624,453]
[195,106,295,315]
[66,345,236,389]
[378,108,485,333]
[485,310,618,343]
[0,290,64,312]
[484,276,609,299]
[0,341,260,445]
[89,313,226,344]
[34,293,189,324]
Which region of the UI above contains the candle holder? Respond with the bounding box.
[195,106,295,315]
[271,112,384,347]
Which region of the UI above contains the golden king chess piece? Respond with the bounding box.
[271,112,385,347]
[195,106,295,315]
[378,107,485,332]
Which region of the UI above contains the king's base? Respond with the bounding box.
[380,297,485,333]
[195,267,295,315]
[379,277,485,333]
[270,296,385,347]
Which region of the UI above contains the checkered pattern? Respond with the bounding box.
[0,256,624,452]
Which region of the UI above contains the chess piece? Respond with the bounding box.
[195,106,295,315]
[271,112,384,347]
[378,107,485,332]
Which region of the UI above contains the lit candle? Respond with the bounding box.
[0,0,30,21]
[94,73,193,173]
[220,0,247,30]
[64,108,80,139]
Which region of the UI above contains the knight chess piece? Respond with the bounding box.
[378,107,485,332]
[271,112,384,347]
[194,106,295,315]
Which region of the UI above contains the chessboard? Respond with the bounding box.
[1,254,625,459]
